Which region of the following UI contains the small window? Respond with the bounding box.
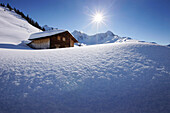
[63,37,66,41]
[57,36,61,40]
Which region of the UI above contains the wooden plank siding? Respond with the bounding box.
[50,31,76,48]
[29,38,50,49]
[50,33,70,49]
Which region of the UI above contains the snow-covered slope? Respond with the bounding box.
[0,42,169,113]
[72,30,138,45]
[0,6,40,44]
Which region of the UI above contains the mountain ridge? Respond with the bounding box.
[72,30,136,45]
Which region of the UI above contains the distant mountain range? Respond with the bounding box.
[41,25,138,45]
[72,30,137,45]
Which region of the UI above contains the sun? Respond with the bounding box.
[82,9,108,31]
[93,13,104,23]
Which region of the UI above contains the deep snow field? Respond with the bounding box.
[0,42,170,113]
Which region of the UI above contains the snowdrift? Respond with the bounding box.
[0,42,170,113]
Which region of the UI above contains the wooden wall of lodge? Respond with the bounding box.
[50,32,75,48]
[30,32,75,49]
[31,38,50,49]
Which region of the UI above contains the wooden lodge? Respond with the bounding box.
[28,30,78,49]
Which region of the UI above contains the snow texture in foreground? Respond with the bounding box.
[0,6,40,44]
[0,42,170,113]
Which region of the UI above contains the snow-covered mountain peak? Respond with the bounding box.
[72,30,87,36]
[106,30,114,36]
[72,30,81,35]
[72,30,136,45]
[42,25,58,31]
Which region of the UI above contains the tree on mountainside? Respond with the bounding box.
[0,3,5,7]
[7,3,13,11]
[13,7,17,12]
[6,3,44,31]
[1,3,45,31]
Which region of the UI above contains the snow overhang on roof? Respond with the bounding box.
[29,29,67,40]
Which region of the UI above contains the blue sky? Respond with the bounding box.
[1,0,170,45]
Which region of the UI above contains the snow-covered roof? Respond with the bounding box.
[29,29,67,40]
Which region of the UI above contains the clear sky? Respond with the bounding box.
[1,0,170,45]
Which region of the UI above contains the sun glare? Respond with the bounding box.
[93,13,103,23]
[83,8,109,31]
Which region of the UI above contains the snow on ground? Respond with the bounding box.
[0,6,40,44]
[0,42,170,113]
